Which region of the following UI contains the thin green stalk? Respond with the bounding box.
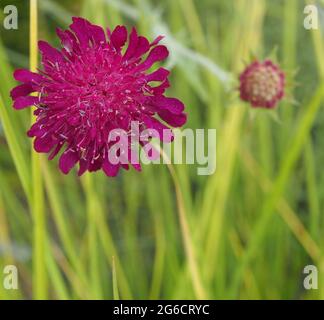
[95,210,133,299]
[84,174,103,299]
[30,0,47,299]
[305,141,320,240]
[149,213,166,299]
[45,241,70,300]
[112,256,120,300]
[157,145,207,300]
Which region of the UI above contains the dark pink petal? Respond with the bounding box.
[123,27,139,61]
[131,162,141,172]
[149,96,185,114]
[88,158,103,172]
[138,45,169,70]
[110,25,127,51]
[39,41,64,63]
[121,164,129,170]
[150,35,164,47]
[132,36,150,60]
[151,79,170,95]
[34,134,57,153]
[14,69,43,84]
[59,149,79,174]
[27,122,47,137]
[78,159,88,176]
[48,142,64,160]
[88,24,106,45]
[13,96,39,110]
[102,159,120,177]
[56,28,78,53]
[146,67,170,82]
[10,83,34,99]
[70,17,91,48]
[158,110,187,127]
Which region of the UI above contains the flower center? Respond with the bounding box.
[246,66,281,102]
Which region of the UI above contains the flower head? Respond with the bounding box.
[11,17,186,177]
[239,59,285,109]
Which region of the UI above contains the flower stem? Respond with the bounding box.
[155,143,207,299]
[30,0,47,299]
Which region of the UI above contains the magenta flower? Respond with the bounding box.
[10,17,186,177]
[239,59,285,109]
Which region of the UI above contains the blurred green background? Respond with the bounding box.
[0,0,324,300]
